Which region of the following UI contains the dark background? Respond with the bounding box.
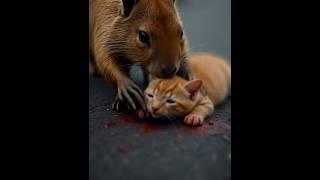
[90,0,231,180]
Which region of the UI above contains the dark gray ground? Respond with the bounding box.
[89,0,231,180]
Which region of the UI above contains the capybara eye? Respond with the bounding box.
[138,31,150,46]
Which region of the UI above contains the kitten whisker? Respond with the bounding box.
[166,114,180,130]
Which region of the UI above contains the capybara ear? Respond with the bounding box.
[120,0,140,17]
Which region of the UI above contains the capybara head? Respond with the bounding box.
[110,0,188,79]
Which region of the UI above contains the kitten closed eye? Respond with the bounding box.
[166,99,176,104]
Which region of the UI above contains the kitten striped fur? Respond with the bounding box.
[144,53,231,126]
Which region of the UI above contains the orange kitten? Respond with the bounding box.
[143,53,231,126]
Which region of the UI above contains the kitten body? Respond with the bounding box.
[144,53,231,126]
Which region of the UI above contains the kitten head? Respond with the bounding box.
[144,76,203,119]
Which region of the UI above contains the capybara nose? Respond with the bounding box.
[160,65,176,78]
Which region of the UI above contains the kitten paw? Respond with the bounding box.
[184,114,204,126]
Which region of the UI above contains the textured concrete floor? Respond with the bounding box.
[89,0,231,180]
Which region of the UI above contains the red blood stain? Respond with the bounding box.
[120,114,143,125]
[114,113,230,137]
[104,122,116,128]
[186,118,230,136]
[118,114,169,136]
[116,145,129,154]
[142,123,169,134]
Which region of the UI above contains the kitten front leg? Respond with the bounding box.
[184,97,214,126]
[184,114,205,126]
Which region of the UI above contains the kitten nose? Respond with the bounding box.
[151,107,159,113]
[160,65,176,77]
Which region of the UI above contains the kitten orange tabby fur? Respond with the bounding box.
[143,53,231,126]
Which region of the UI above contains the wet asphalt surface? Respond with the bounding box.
[89,0,231,180]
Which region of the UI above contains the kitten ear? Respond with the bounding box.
[120,0,140,17]
[184,79,203,99]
